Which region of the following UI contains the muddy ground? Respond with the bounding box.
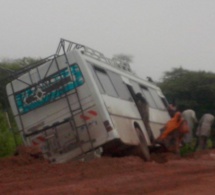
[1,147,215,195]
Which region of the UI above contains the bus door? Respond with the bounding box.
[122,76,154,142]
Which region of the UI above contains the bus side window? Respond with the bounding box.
[126,84,136,101]
[140,86,157,108]
[107,71,132,101]
[94,67,118,97]
[88,62,105,94]
[148,88,166,110]
[160,96,169,110]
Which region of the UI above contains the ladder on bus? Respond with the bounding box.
[54,39,96,161]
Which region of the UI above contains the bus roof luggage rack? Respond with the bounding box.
[57,38,136,75]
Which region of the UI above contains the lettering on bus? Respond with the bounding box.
[15,64,84,114]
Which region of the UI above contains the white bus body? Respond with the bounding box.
[6,39,170,163]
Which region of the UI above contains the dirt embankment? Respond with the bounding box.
[1,147,215,194]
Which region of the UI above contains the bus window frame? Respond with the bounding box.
[93,66,119,98]
[88,62,133,102]
[131,80,167,110]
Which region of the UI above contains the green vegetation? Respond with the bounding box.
[158,67,215,118]
[180,140,197,156]
[0,57,40,157]
[0,107,22,157]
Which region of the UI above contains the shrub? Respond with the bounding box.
[180,139,197,156]
[0,110,22,157]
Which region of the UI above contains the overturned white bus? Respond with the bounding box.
[6,39,170,163]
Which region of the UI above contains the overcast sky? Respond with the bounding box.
[1,0,215,81]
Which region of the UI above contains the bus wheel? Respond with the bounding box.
[135,127,150,161]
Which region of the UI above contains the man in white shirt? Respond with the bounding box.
[182,109,198,144]
[196,113,214,151]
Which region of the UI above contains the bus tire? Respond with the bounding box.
[135,127,150,161]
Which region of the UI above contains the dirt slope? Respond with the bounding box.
[1,147,215,195]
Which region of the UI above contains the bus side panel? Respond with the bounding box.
[109,114,141,145]
[102,95,170,145]
[149,108,170,138]
[101,95,149,144]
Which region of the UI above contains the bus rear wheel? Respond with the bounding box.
[135,127,150,161]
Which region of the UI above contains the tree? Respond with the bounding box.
[112,54,134,72]
[112,54,133,64]
[0,57,41,108]
[0,102,23,157]
[0,57,41,157]
[158,67,215,118]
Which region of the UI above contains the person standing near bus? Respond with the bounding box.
[182,109,198,144]
[195,113,214,151]
[155,112,189,154]
[135,93,154,142]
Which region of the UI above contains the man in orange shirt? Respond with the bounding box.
[156,112,189,154]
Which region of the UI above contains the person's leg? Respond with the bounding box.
[174,132,182,155]
[210,131,215,148]
[202,136,208,150]
[196,136,207,151]
[166,131,179,154]
[194,135,199,151]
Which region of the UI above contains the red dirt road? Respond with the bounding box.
[1,148,215,195]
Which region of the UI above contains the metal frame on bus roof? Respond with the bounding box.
[56,38,136,75]
[1,38,136,82]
